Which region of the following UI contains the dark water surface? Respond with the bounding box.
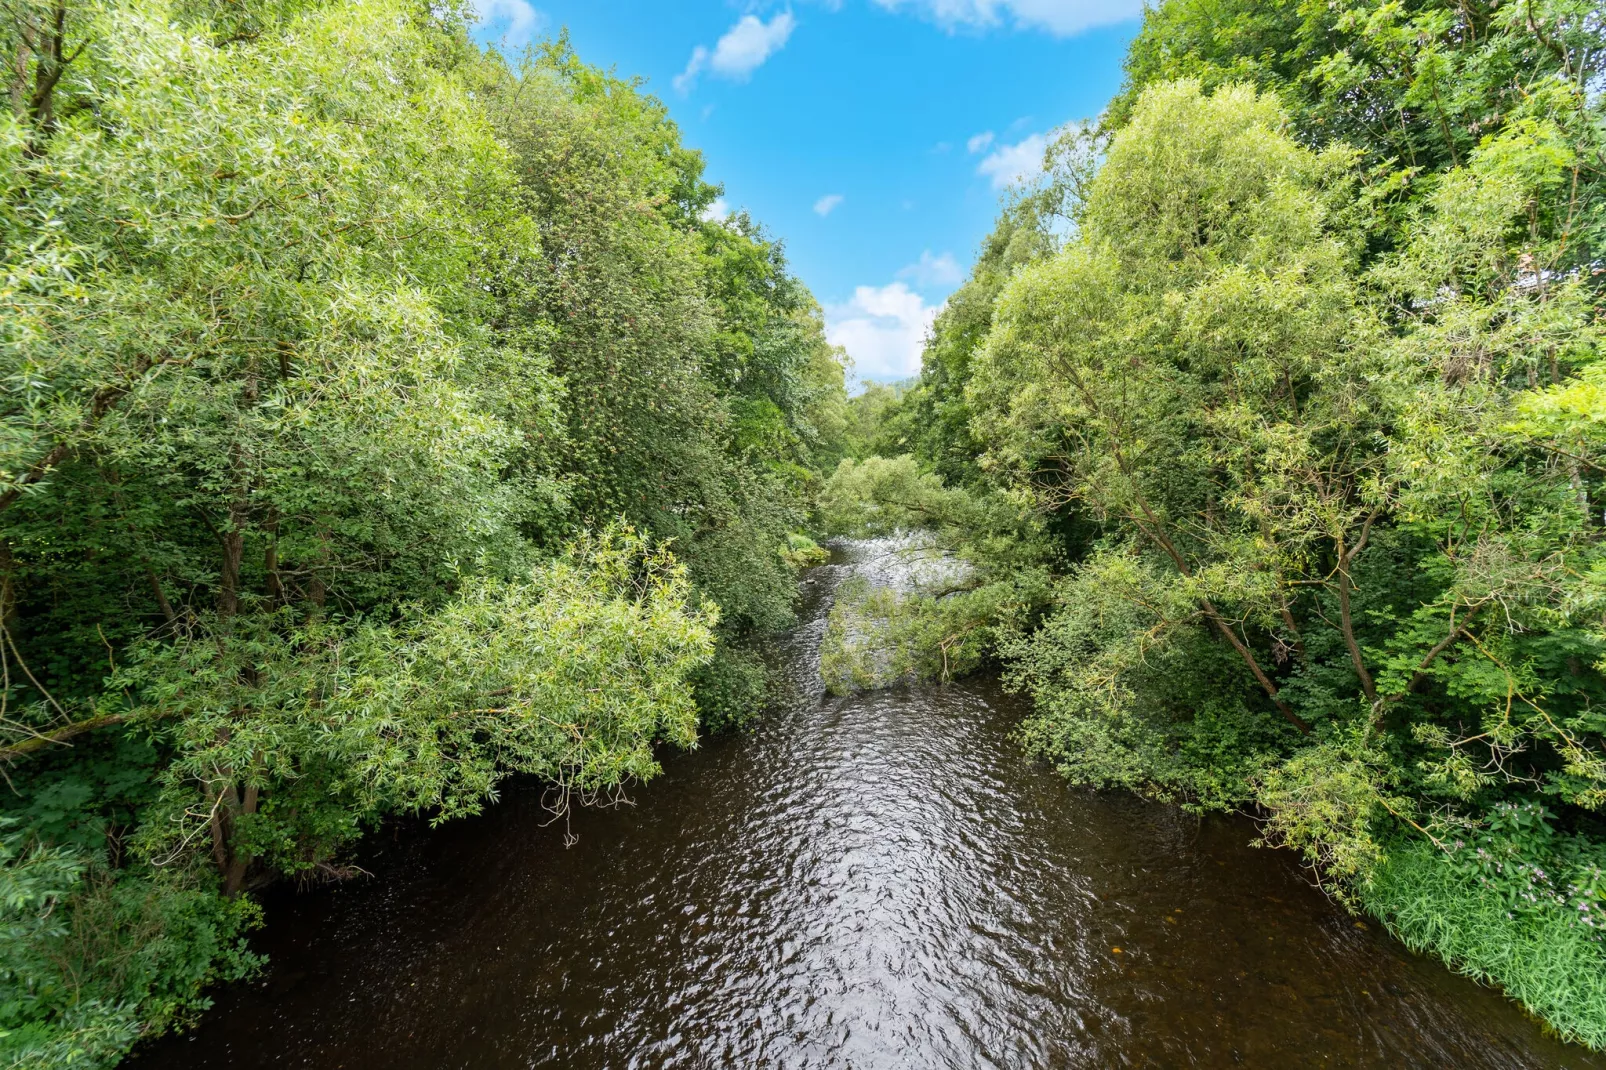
[143,542,1601,1069]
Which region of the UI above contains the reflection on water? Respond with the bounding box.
[144,540,1602,1069]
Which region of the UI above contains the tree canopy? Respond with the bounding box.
[836,0,1606,1045]
[0,2,848,1064]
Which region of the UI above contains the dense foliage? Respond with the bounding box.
[7,0,1604,1056]
[833,0,1606,1046]
[0,1,847,1063]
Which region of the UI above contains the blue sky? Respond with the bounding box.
[471,1,1142,384]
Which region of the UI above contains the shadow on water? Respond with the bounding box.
[140,540,1604,1069]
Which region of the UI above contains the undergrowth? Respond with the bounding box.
[1364,831,1606,1050]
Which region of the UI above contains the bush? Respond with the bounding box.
[0,824,260,1070]
[780,533,830,569]
[690,645,770,734]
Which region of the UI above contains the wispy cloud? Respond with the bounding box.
[675,12,797,94]
[825,282,940,382]
[814,194,845,217]
[977,132,1048,189]
[470,0,544,42]
[700,198,731,223]
[873,0,1142,36]
[899,250,964,288]
[966,131,995,154]
[674,51,706,94]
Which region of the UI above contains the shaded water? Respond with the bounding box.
[144,541,1601,1068]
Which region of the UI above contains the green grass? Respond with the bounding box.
[1363,840,1606,1051]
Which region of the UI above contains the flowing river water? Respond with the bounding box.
[145,540,1603,1069]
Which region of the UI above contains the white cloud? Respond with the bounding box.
[967,131,995,154]
[873,0,1142,36]
[470,0,543,41]
[713,12,797,75]
[825,282,940,382]
[700,198,731,223]
[977,132,1047,189]
[675,12,796,93]
[899,250,964,288]
[814,194,844,217]
[674,48,709,94]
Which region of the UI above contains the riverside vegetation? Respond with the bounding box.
[0,1,851,1063]
[3,0,1606,1065]
[823,0,1606,1050]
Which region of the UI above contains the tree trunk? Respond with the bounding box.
[1200,604,1311,734]
[146,566,177,624]
[1336,533,1379,704]
[0,712,132,761]
[218,443,251,619]
[308,525,330,608]
[1568,460,1590,522]
[1369,603,1485,737]
[22,1,81,153]
[222,782,259,897]
[207,782,231,873]
[9,36,30,119]
[1128,505,1311,734]
[0,539,16,635]
[1277,594,1307,664]
[34,4,64,131]
[264,509,284,609]
[218,525,244,619]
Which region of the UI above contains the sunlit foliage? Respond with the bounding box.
[839,0,1606,1043]
[0,0,847,1062]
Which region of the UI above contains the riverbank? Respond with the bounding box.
[142,543,1601,1069]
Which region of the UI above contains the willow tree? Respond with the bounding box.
[965,73,1606,1041]
[973,82,1377,740]
[479,44,847,727]
[1117,0,1605,228]
[0,2,730,1063]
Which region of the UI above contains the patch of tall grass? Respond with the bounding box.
[1363,839,1606,1051]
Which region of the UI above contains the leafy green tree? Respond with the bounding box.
[915,3,1606,1039]
[479,44,848,727]
[975,81,1369,735]
[0,3,845,1062]
[1117,0,1606,258]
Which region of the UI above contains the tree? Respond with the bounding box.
[0,5,846,1063]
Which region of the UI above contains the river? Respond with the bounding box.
[144,540,1602,1068]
